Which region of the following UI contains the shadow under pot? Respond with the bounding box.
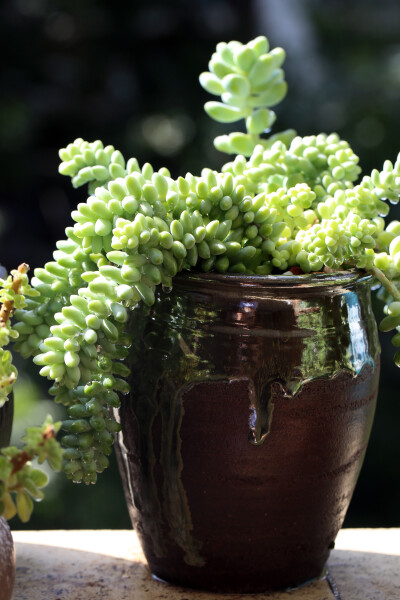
[0,396,15,600]
[115,270,380,593]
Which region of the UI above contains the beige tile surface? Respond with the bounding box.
[327,529,400,600]
[10,529,400,599]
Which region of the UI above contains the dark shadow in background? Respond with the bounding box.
[1,0,399,529]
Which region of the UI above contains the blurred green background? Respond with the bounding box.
[1,0,400,529]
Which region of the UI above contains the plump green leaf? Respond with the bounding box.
[229,133,255,157]
[221,92,247,108]
[269,47,286,69]
[222,74,250,98]
[379,314,400,332]
[248,36,269,57]
[30,469,49,488]
[217,43,236,67]
[3,493,16,520]
[249,68,284,93]
[214,135,233,154]
[22,479,44,501]
[246,109,276,135]
[249,54,278,87]
[395,349,400,367]
[234,46,257,72]
[16,491,34,523]
[208,57,231,79]
[204,102,245,123]
[248,82,288,108]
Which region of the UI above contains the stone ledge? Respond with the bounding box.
[11,528,400,599]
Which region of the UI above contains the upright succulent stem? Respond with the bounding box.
[372,266,400,302]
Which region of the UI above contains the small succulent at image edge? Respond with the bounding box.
[2,35,400,517]
[0,265,62,522]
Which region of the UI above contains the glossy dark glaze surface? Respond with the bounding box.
[116,271,380,592]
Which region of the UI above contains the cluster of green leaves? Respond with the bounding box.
[0,266,38,406]
[59,139,128,194]
[11,35,400,486]
[199,36,295,156]
[0,417,62,522]
[0,268,62,521]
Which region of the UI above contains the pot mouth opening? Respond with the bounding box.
[174,268,373,289]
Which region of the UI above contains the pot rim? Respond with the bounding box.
[174,268,373,289]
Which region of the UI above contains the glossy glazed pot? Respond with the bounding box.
[0,397,15,600]
[116,271,380,592]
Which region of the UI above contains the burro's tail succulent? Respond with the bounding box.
[8,35,400,488]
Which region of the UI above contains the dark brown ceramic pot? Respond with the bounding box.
[115,270,380,592]
[0,397,15,600]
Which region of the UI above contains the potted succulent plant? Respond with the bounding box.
[3,34,400,592]
[0,264,62,600]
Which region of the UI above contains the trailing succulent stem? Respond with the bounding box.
[11,35,400,486]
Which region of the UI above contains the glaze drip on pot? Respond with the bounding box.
[116,271,380,573]
[248,377,275,445]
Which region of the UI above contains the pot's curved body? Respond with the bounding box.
[116,271,380,592]
[0,397,15,600]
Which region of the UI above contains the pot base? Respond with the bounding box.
[0,518,15,600]
[150,565,326,593]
